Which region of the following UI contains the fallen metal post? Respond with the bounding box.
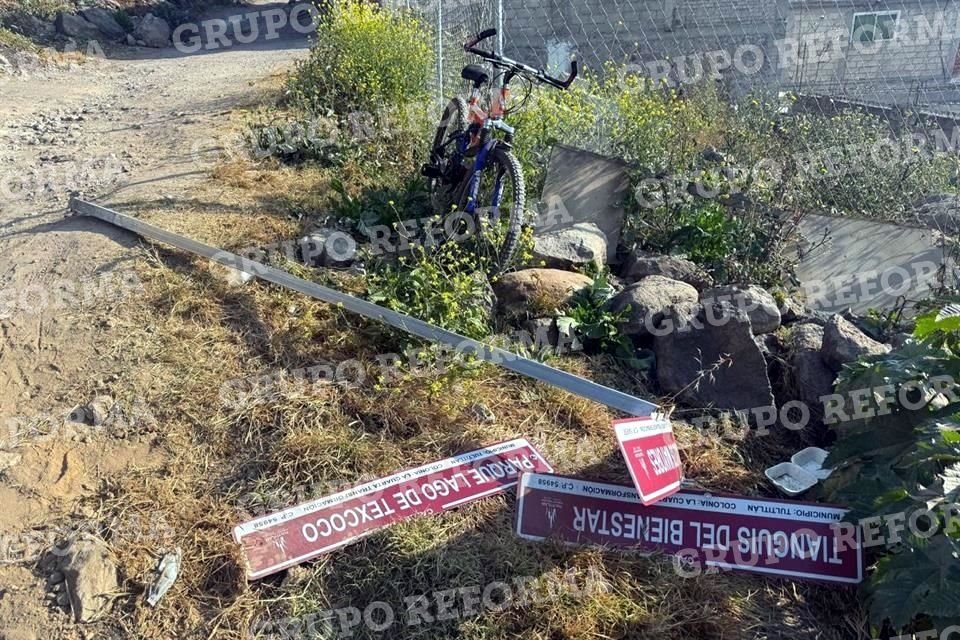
[70,198,658,417]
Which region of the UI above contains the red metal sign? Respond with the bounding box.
[614,417,683,505]
[234,439,553,579]
[515,473,862,584]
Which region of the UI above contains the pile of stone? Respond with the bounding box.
[493,220,894,431]
[3,6,172,48]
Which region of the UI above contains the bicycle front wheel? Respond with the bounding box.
[460,146,526,273]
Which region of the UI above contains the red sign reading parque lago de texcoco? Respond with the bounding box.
[515,473,862,584]
[614,417,683,505]
[233,438,553,579]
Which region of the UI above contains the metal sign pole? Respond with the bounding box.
[69,198,658,417]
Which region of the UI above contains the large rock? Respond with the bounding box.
[55,13,102,40]
[700,284,781,334]
[5,13,56,39]
[532,222,607,269]
[654,302,775,410]
[605,276,698,336]
[788,321,826,354]
[787,323,836,422]
[493,269,592,318]
[133,13,171,48]
[60,538,118,623]
[621,251,713,291]
[755,332,782,362]
[821,315,891,372]
[80,8,126,40]
[778,295,807,324]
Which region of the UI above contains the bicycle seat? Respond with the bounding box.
[461,64,490,86]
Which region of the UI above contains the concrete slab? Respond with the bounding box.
[538,144,630,262]
[788,213,953,315]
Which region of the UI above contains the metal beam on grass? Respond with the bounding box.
[70,198,658,417]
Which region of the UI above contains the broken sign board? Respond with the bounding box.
[515,473,862,584]
[234,439,553,579]
[614,417,683,505]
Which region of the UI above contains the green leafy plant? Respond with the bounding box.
[913,302,960,351]
[728,93,959,220]
[249,117,344,166]
[366,243,493,339]
[331,176,431,227]
[7,0,70,20]
[0,25,37,52]
[822,305,960,631]
[289,0,433,115]
[509,67,726,196]
[862,302,909,343]
[627,199,788,286]
[341,102,434,176]
[565,270,630,351]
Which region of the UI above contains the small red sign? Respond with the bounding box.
[234,439,553,579]
[515,473,862,584]
[614,417,683,505]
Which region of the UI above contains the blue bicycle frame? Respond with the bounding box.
[451,131,506,225]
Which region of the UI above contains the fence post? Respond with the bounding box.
[437,0,444,108]
[497,0,504,53]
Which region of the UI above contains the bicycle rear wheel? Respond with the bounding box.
[426,97,468,215]
[460,145,526,272]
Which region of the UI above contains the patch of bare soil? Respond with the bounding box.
[0,5,309,637]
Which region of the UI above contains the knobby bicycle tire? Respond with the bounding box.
[460,145,525,271]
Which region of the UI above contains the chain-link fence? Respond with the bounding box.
[388,0,960,114]
[373,0,960,302]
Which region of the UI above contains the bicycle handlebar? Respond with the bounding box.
[463,29,578,90]
[464,28,497,50]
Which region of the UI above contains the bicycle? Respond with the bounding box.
[421,28,578,271]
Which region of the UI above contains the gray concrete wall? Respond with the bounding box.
[500,0,789,95]
[783,0,960,107]
[383,0,960,110]
[495,0,960,108]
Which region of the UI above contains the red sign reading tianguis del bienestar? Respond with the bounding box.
[515,473,862,584]
[614,417,683,505]
[233,439,553,579]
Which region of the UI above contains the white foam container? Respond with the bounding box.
[765,462,818,496]
[791,447,833,480]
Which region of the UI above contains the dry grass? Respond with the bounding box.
[61,107,870,640]
[0,26,37,51]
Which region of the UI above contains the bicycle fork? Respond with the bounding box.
[463,140,504,226]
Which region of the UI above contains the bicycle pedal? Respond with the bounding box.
[420,164,443,179]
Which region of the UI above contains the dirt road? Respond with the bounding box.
[0,6,308,636]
